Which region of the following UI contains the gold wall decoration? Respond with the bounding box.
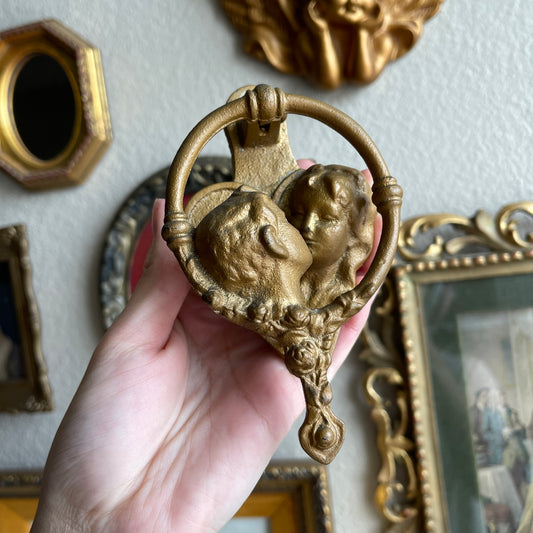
[398,202,533,260]
[360,201,533,532]
[0,19,112,189]
[163,84,402,463]
[221,0,444,88]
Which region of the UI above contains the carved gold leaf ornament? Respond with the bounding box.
[163,84,402,463]
[360,279,418,526]
[496,201,533,248]
[398,201,533,260]
[364,367,418,523]
[220,0,444,88]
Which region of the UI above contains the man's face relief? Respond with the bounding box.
[264,200,313,275]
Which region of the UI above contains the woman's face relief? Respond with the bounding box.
[287,182,352,270]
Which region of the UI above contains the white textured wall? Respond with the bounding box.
[0,1,531,531]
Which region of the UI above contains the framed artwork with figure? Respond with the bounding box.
[360,201,533,532]
[398,250,533,532]
[0,225,52,412]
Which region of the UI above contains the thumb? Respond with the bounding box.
[105,199,191,351]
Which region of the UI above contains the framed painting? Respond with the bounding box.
[99,157,232,328]
[0,225,52,412]
[360,201,533,532]
[0,464,332,533]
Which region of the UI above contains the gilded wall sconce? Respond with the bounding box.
[0,19,112,189]
[221,0,444,88]
[163,85,402,463]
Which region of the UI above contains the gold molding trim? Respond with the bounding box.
[221,0,444,88]
[359,201,533,532]
[0,19,112,189]
[0,471,42,498]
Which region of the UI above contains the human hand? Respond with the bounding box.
[32,183,380,533]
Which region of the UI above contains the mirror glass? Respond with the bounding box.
[12,54,76,161]
[220,517,270,533]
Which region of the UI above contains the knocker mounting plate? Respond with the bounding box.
[163,84,402,463]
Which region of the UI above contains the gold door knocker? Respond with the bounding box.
[163,84,402,463]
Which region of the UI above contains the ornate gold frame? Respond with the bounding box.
[0,19,112,189]
[360,201,533,532]
[0,224,52,412]
[99,157,233,329]
[235,464,333,532]
[0,464,331,533]
[0,471,41,532]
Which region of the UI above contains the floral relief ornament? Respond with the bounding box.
[221,0,444,88]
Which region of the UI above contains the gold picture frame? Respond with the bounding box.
[360,201,533,532]
[99,157,233,328]
[0,19,112,189]
[0,224,52,412]
[230,464,333,532]
[0,472,41,532]
[0,464,332,533]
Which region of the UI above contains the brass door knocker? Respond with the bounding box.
[163,84,402,463]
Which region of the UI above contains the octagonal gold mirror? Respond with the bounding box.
[0,19,112,189]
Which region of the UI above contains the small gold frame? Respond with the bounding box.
[0,224,52,412]
[360,201,533,532]
[0,472,41,533]
[235,464,333,532]
[0,19,112,189]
